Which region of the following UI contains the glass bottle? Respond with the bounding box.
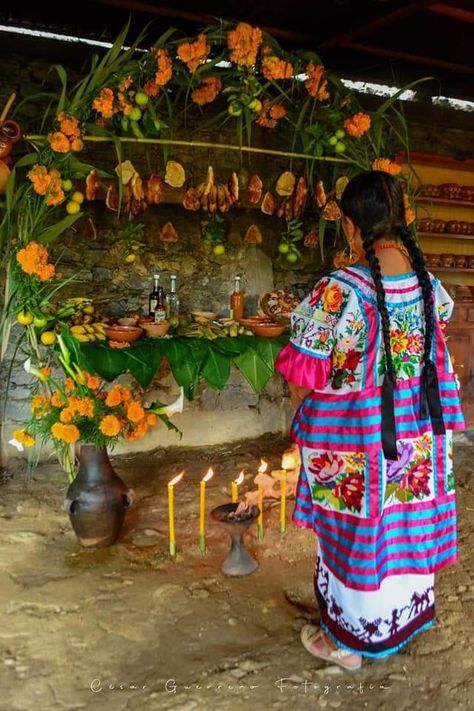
[165,274,180,320]
[149,274,166,323]
[230,276,244,320]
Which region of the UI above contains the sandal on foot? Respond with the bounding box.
[300,624,362,672]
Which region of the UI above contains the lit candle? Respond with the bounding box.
[279,469,287,534]
[167,470,184,558]
[231,470,245,503]
[199,467,214,552]
[256,459,268,541]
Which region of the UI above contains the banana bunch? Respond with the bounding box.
[55,297,93,321]
[69,322,108,343]
[177,317,253,339]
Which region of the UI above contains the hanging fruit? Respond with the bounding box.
[335,176,349,200]
[85,170,101,201]
[204,165,215,195]
[165,161,186,188]
[322,200,342,220]
[293,177,308,219]
[105,183,119,211]
[314,180,326,208]
[183,186,201,211]
[228,172,239,203]
[244,224,263,244]
[304,229,319,248]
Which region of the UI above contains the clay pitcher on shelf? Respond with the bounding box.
[64,444,134,548]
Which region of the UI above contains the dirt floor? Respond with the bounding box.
[0,433,473,711]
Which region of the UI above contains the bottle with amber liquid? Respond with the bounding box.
[230,276,244,320]
[149,274,166,323]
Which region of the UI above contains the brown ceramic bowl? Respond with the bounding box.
[238,316,269,327]
[250,323,286,338]
[105,325,143,343]
[141,321,170,337]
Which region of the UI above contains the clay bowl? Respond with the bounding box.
[141,321,170,337]
[105,325,143,343]
[238,316,268,327]
[250,322,286,338]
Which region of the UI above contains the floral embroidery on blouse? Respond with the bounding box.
[330,310,367,389]
[309,450,366,513]
[384,437,433,503]
[378,304,424,379]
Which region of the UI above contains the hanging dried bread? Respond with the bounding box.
[293,176,308,218]
[159,222,179,243]
[165,161,186,188]
[204,165,214,195]
[314,179,326,208]
[261,191,276,215]
[208,184,218,213]
[244,224,263,244]
[248,174,263,204]
[276,170,295,197]
[146,174,164,204]
[229,172,239,203]
[217,184,228,212]
[105,183,119,211]
[322,200,342,220]
[182,186,200,210]
[85,170,101,201]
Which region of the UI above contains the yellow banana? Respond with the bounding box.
[73,333,92,342]
[84,325,95,334]
[70,325,86,335]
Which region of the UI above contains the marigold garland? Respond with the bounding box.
[344,112,372,137]
[371,158,402,175]
[177,34,210,73]
[191,76,222,106]
[305,63,330,101]
[227,22,262,67]
[16,241,56,281]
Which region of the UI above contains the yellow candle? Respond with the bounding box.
[256,459,267,541]
[231,470,245,503]
[279,470,287,534]
[167,471,184,557]
[199,467,214,551]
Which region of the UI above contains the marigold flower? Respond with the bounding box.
[305,63,330,101]
[48,131,71,153]
[13,429,35,447]
[144,80,159,97]
[118,92,133,117]
[125,419,148,441]
[371,158,402,175]
[16,242,56,281]
[191,76,222,106]
[99,415,121,437]
[177,34,210,73]
[119,75,134,92]
[40,366,52,378]
[72,397,95,418]
[344,112,371,138]
[269,104,286,119]
[58,113,81,137]
[92,87,116,118]
[51,422,80,443]
[70,138,84,152]
[256,99,286,128]
[85,373,101,390]
[50,391,66,408]
[32,394,49,413]
[147,413,158,426]
[126,401,145,423]
[154,49,172,86]
[105,385,123,407]
[227,22,262,67]
[405,207,416,225]
[59,407,75,423]
[261,55,293,81]
[64,377,75,394]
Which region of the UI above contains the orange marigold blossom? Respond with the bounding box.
[85,373,101,390]
[144,80,159,97]
[305,63,330,101]
[64,377,75,393]
[269,104,286,119]
[16,242,56,281]
[99,415,121,437]
[70,396,95,418]
[70,138,84,152]
[371,158,402,175]
[405,207,416,225]
[147,413,158,426]
[119,75,134,92]
[154,49,172,86]
[256,100,286,128]
[51,422,80,443]
[48,131,71,153]
[31,394,48,412]
[125,419,148,441]
[27,164,65,206]
[126,401,145,423]
[343,113,372,138]
[227,22,262,67]
[59,407,75,423]
[105,385,123,407]
[191,76,222,106]
[58,113,81,137]
[13,429,35,447]
[50,391,65,408]
[92,87,116,118]
[261,55,293,81]
[118,92,133,116]
[177,34,210,73]
[40,366,52,378]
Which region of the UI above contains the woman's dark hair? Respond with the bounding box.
[341,170,445,460]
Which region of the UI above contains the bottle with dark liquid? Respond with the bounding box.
[149,274,166,323]
[230,275,244,320]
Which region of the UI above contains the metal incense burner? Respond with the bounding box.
[210,503,259,576]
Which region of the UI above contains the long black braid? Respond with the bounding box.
[341,171,445,461]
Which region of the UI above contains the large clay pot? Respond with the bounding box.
[64,444,134,548]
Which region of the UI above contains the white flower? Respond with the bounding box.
[23,358,32,373]
[154,388,184,417]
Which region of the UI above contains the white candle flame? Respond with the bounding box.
[281,451,299,470]
[202,467,214,482]
[258,459,268,474]
[168,470,184,486]
[234,471,245,486]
